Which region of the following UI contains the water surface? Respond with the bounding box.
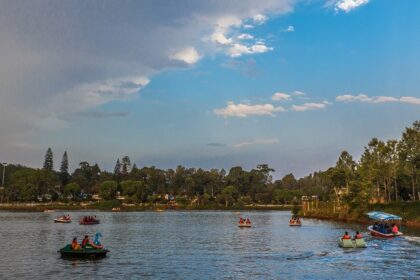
[0,211,419,279]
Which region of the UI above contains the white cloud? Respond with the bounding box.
[336,94,372,102]
[292,91,306,96]
[169,47,201,64]
[291,101,330,112]
[400,96,420,105]
[334,0,370,13]
[48,76,150,115]
[227,43,273,57]
[253,14,267,24]
[237,33,254,40]
[208,12,276,58]
[286,25,295,32]
[372,96,399,103]
[210,32,234,45]
[243,24,254,29]
[336,94,420,105]
[214,102,285,117]
[233,138,279,148]
[250,44,272,53]
[272,92,291,101]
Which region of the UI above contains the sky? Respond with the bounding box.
[0,0,419,178]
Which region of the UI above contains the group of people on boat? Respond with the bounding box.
[289,217,301,224]
[372,222,399,234]
[59,214,71,220]
[342,231,363,240]
[81,216,98,223]
[71,234,102,250]
[238,217,251,225]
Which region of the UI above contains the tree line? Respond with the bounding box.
[0,121,418,208]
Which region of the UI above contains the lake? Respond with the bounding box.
[0,211,419,279]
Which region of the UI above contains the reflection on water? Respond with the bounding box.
[0,211,419,279]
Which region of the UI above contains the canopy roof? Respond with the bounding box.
[367,211,402,221]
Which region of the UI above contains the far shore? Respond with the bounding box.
[1,202,420,228]
[0,202,292,212]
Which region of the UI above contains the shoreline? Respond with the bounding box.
[0,202,292,212]
[302,212,420,229]
[2,202,419,228]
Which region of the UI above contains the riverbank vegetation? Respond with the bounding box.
[0,121,418,222]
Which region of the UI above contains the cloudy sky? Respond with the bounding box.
[0,0,419,178]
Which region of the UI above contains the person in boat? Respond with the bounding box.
[354,231,363,239]
[245,218,251,225]
[372,222,378,231]
[71,237,82,250]
[239,217,244,224]
[82,235,90,248]
[384,223,391,234]
[392,224,399,235]
[296,217,301,223]
[342,231,351,239]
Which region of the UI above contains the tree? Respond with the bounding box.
[221,185,239,207]
[335,151,356,192]
[99,180,118,200]
[121,156,131,176]
[120,180,137,196]
[59,151,69,186]
[398,121,420,200]
[43,148,54,171]
[63,182,81,200]
[281,173,298,189]
[113,159,122,182]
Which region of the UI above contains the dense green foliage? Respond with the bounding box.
[0,122,418,210]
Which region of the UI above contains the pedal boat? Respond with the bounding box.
[338,238,367,248]
[58,244,109,259]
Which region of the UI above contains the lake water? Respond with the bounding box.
[0,211,419,279]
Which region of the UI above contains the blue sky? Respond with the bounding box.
[0,0,419,178]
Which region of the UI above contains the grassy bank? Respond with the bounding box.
[303,201,420,228]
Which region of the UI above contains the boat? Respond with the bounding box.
[338,238,367,248]
[58,244,109,259]
[238,223,251,227]
[111,207,121,211]
[368,225,403,238]
[289,221,302,226]
[155,209,164,212]
[54,216,72,223]
[366,211,403,238]
[79,216,100,225]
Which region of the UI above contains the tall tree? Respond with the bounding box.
[59,151,69,186]
[398,121,420,200]
[121,156,131,176]
[113,158,122,182]
[43,148,54,171]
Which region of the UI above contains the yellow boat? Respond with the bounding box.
[238,223,251,228]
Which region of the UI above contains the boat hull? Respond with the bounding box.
[59,245,109,259]
[368,226,402,238]
[289,222,302,226]
[238,223,251,227]
[54,219,71,223]
[338,238,367,248]
[80,221,100,225]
